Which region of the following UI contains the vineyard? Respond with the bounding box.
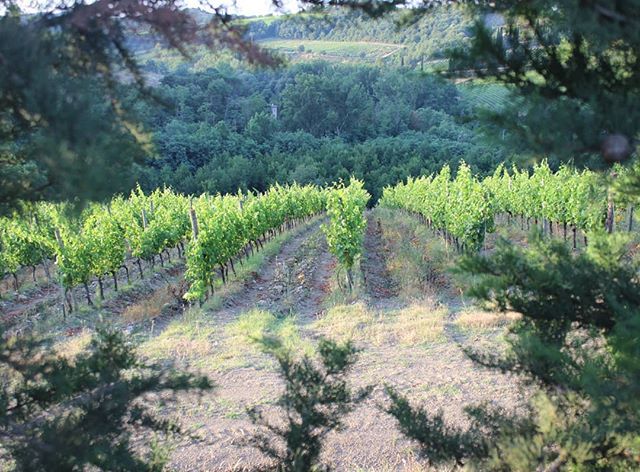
[1,176,528,470]
[457,82,510,112]
[380,161,629,252]
[2,162,629,309]
[257,39,405,62]
[0,166,636,469]
[0,181,369,312]
[3,1,638,469]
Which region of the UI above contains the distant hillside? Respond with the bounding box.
[134,8,481,70]
[244,8,472,67]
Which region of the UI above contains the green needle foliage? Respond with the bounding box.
[461,234,640,469]
[0,326,212,471]
[386,233,640,470]
[384,386,484,467]
[370,1,640,470]
[447,0,640,167]
[248,336,371,472]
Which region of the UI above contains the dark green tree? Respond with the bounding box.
[0,325,212,471]
[130,62,499,201]
[448,1,640,167]
[0,0,277,212]
[248,337,371,472]
[387,234,640,470]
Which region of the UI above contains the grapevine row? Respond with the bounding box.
[322,178,370,291]
[185,184,325,301]
[0,183,336,307]
[380,161,622,251]
[380,162,494,251]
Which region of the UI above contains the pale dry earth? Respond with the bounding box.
[162,212,525,471]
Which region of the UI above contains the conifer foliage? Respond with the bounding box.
[376,1,640,470]
[0,326,212,471]
[387,234,640,469]
[248,337,371,472]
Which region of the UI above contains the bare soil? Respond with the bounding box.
[0,250,186,338]
[210,220,333,323]
[1,212,526,471]
[162,211,526,471]
[361,214,400,305]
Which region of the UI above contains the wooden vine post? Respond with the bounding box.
[189,198,199,240]
[141,208,148,229]
[605,171,617,234]
[605,192,615,233]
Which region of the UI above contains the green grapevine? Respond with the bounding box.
[381,161,611,251]
[322,178,370,291]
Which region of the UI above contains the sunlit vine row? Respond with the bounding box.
[185,184,325,301]
[322,178,370,291]
[381,161,616,252]
[0,184,325,306]
[380,162,494,251]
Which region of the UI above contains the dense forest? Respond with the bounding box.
[131,61,506,201]
[106,8,510,203]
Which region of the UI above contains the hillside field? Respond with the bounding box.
[0,208,524,470]
[258,39,406,63]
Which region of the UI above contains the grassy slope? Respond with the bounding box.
[257,38,405,64]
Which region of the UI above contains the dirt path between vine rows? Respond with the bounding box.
[209,218,334,324]
[1,284,63,335]
[361,212,400,308]
[2,216,330,341]
[169,220,338,471]
[166,213,527,472]
[317,211,525,471]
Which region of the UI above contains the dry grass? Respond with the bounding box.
[314,302,445,347]
[138,309,216,362]
[454,309,521,331]
[388,304,446,345]
[313,302,373,342]
[150,309,316,372]
[54,330,93,360]
[224,309,313,358]
[122,287,175,323]
[346,456,428,472]
[374,208,454,301]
